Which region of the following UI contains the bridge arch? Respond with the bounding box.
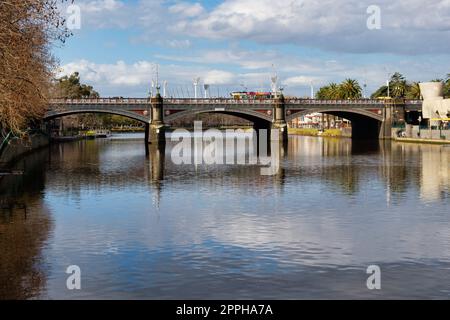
[44,108,151,124]
[286,108,383,123]
[286,108,384,139]
[165,108,274,129]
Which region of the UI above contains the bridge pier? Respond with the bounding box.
[148,93,167,145]
[272,95,289,143]
[379,101,394,139]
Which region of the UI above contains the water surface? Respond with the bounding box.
[1,134,449,299]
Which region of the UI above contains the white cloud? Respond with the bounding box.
[58,60,239,96]
[80,0,125,13]
[284,76,319,86]
[58,50,449,98]
[165,39,192,49]
[59,60,154,87]
[62,0,450,54]
[170,0,450,54]
[168,2,205,17]
[62,0,166,30]
[56,0,450,97]
[204,70,235,85]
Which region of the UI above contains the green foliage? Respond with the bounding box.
[371,72,450,99]
[53,72,141,129]
[316,79,362,99]
[54,72,99,99]
[102,115,141,127]
[288,128,319,136]
[371,86,388,99]
[389,73,408,98]
[340,79,362,99]
[445,74,450,98]
[406,82,421,99]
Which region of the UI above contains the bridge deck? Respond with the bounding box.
[49,98,422,109]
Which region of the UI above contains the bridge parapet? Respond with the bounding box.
[286,99,385,106]
[50,98,149,105]
[49,98,423,109]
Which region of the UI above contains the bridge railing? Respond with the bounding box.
[286,99,386,105]
[164,98,278,105]
[49,98,423,107]
[50,98,149,104]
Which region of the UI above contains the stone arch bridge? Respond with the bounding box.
[46,97,422,144]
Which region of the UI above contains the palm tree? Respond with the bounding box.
[328,83,342,99]
[390,72,405,83]
[316,85,330,100]
[371,85,388,99]
[316,83,338,99]
[445,74,450,97]
[391,80,408,98]
[339,79,362,99]
[389,72,408,98]
[406,82,421,99]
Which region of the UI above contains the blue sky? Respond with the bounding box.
[55,0,450,97]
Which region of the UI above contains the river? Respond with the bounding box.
[0,133,449,299]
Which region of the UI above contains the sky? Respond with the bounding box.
[54,0,450,98]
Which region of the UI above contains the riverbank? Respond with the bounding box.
[392,127,450,145]
[111,127,145,133]
[393,137,450,145]
[288,128,352,138]
[0,134,49,165]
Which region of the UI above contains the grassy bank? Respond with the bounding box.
[393,137,450,145]
[289,128,351,138]
[111,127,145,133]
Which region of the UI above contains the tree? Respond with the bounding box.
[390,74,408,98]
[371,85,388,99]
[316,80,362,100]
[371,72,408,99]
[445,74,450,98]
[406,82,421,99]
[52,72,105,129]
[316,84,339,99]
[0,1,72,135]
[339,79,362,99]
[53,72,99,99]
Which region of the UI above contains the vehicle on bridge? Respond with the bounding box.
[231,91,275,100]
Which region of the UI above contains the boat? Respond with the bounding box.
[95,130,112,138]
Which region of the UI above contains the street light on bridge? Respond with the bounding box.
[193,77,201,99]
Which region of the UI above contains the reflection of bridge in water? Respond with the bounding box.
[36,137,447,202]
[47,97,423,143]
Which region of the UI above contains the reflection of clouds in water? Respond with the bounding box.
[45,137,450,271]
[32,135,450,298]
[194,206,450,267]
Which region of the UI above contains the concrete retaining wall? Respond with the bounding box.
[0,134,49,164]
[393,126,450,141]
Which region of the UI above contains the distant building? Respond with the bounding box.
[289,113,350,129]
[420,82,450,123]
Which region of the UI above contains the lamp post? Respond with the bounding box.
[193,77,200,99]
[163,81,168,98]
[386,71,393,98]
[387,79,390,98]
[418,116,422,137]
